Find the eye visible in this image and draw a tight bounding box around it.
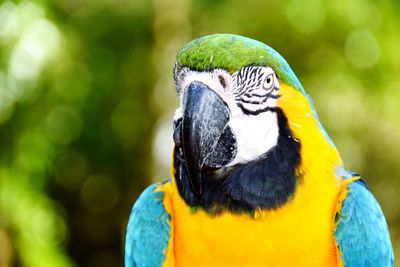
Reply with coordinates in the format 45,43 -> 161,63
263,74 -> 274,90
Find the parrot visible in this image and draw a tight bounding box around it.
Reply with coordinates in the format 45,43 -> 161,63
125,34 -> 394,267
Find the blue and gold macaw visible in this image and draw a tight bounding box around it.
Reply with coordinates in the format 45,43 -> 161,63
125,34 -> 394,267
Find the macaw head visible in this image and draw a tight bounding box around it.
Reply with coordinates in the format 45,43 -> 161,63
172,34 -> 340,213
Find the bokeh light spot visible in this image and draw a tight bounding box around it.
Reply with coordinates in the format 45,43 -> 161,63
345,30 -> 380,69
315,73 -> 366,130
0,1 -> 44,42
0,1 -> 17,41
45,106 -> 82,145
53,62 -> 91,104
9,18 -> 60,81
346,0 -> 382,30
16,132 -> 52,176
286,0 -> 325,34
29,203 -> 67,247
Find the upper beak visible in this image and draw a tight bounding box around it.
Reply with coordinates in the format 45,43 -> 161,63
179,82 -> 231,195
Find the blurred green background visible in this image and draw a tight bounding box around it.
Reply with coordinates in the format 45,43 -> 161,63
0,0 -> 399,266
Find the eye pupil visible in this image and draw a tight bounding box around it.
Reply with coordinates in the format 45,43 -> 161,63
263,74 -> 274,90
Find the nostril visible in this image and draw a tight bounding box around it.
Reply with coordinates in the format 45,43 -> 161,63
218,75 -> 227,89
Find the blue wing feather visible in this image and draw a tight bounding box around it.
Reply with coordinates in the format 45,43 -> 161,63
335,179 -> 394,267
125,183 -> 171,267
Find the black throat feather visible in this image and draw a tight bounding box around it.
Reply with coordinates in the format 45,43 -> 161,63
174,108 -> 301,215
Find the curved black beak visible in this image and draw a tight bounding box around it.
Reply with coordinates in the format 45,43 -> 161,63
180,82 -> 231,195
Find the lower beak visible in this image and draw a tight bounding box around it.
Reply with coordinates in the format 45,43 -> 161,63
181,82 -> 231,195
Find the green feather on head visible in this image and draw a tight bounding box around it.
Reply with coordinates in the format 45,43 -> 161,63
176,33 -> 334,146
176,33 -> 305,93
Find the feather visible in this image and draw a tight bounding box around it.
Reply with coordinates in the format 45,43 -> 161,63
125,184 -> 171,267
335,179 -> 394,266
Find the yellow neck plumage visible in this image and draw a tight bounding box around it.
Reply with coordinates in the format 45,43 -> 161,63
161,83 -> 345,267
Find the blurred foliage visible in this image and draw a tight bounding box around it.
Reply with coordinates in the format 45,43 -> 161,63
0,0 -> 399,266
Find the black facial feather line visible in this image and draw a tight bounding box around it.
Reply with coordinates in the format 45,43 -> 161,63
233,66 -> 280,115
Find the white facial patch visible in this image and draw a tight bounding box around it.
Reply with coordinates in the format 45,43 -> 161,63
227,107 -> 279,166
176,68 -> 233,105
174,66 -> 280,165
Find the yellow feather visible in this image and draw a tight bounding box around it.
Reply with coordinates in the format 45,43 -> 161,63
161,83 -> 349,266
